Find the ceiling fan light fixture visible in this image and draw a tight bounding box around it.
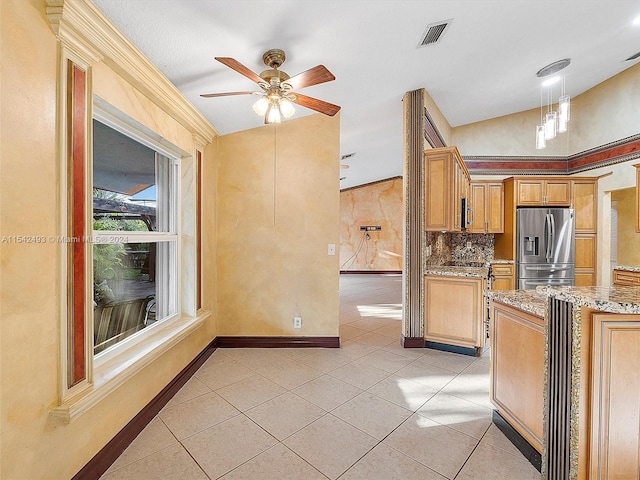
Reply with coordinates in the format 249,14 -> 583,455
265,101 -> 282,124
253,96 -> 269,116
279,97 -> 296,118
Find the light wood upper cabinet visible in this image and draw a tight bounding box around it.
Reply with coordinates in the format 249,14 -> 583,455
469,181 -> 504,233
572,179 -> 597,233
424,147 -> 470,232
515,178 -> 571,206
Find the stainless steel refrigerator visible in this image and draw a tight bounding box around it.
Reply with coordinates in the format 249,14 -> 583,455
516,207 -> 575,289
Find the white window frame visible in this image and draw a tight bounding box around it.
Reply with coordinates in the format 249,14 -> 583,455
51,95 -> 206,422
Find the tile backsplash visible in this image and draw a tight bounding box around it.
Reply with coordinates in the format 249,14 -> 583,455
425,232 -> 495,265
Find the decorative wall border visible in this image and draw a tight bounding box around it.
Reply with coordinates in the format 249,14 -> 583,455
463,134 -> 640,175
421,102 -> 640,175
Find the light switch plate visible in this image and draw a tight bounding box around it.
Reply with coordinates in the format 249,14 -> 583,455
328,244 -> 336,255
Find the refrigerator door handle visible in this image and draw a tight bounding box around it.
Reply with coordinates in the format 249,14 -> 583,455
544,214 -> 552,262
524,265 -> 572,272
549,212 -> 555,261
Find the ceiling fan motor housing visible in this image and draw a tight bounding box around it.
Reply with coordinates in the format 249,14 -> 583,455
262,49 -> 286,68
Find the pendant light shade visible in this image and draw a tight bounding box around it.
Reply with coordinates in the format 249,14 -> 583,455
536,125 -> 546,149
558,94 -> 570,131
544,111 -> 557,140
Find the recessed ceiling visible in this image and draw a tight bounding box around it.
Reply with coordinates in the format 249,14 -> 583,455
92,0 -> 640,188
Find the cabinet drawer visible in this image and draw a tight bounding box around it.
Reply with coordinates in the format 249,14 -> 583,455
491,264 -> 514,276
612,270 -> 640,286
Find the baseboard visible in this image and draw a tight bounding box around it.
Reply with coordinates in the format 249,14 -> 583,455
339,270 -> 402,275
425,340 -> 480,357
401,335 -> 425,348
72,335 -> 340,478
492,410 -> 542,472
71,338 -> 219,480
216,336 -> 340,348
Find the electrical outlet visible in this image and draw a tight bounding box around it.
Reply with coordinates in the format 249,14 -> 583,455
293,316 -> 302,328
427,245 -> 432,256
466,241 -> 472,248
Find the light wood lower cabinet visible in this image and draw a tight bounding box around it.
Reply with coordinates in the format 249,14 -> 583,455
489,263 -> 514,291
490,301 -> 544,453
575,234 -> 596,286
589,313 -> 640,479
612,269 -> 640,286
424,275 -> 486,351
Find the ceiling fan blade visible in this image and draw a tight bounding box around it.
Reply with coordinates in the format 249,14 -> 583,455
284,65 -> 335,90
215,57 -> 264,84
291,93 -> 341,116
200,91 -> 256,98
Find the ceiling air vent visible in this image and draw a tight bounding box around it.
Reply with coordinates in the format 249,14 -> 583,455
418,19 -> 453,47
625,51 -> 640,61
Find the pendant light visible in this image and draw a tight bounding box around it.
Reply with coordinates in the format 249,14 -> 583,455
534,59 -> 571,149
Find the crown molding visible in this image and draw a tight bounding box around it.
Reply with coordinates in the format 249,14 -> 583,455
45,0 -> 218,143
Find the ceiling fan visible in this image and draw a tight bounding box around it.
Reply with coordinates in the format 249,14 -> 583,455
201,48 -> 340,124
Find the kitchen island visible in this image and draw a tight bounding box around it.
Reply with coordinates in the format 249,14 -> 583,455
487,286 -> 640,479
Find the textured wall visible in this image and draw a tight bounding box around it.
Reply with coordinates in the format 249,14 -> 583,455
612,187 -> 640,267
215,114 -> 340,336
340,178 -> 403,271
0,1 -> 215,478
451,62 -> 640,157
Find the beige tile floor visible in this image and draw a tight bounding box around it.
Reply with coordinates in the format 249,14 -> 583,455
101,274 -> 541,480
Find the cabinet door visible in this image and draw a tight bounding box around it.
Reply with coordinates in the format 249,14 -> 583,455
544,180 -> 571,205
424,275 -> 484,348
589,314 -> 640,479
452,161 -> 462,231
490,264 -> 514,290
469,183 -> 487,233
486,183 -> 504,233
575,234 -> 596,286
424,153 -> 451,231
572,180 -> 597,233
516,180 -> 544,205
490,302 -> 544,452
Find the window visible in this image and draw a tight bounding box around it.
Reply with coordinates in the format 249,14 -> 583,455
92,119 -> 179,355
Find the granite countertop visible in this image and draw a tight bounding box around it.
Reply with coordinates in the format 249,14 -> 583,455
485,289 -> 546,317
424,266 -> 489,278
612,265 -> 640,273
537,285 -> 640,314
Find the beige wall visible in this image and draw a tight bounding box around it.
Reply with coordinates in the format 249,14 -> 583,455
451,62 -> 640,157
0,1 -> 216,478
612,187 -> 640,267
215,114 -> 340,336
340,178 -> 404,271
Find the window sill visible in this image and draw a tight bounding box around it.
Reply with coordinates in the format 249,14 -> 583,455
50,310 -> 210,423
